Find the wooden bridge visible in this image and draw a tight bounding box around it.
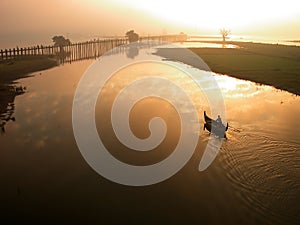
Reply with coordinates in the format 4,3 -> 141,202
0,34 -> 187,63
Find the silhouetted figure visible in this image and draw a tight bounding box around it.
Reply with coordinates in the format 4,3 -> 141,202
216,115 -> 222,123
126,30 -> 139,43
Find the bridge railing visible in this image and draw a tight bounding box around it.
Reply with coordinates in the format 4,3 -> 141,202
0,34 -> 187,62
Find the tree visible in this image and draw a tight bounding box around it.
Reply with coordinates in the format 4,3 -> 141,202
220,28 -> 230,42
52,35 -> 71,47
179,32 -> 188,42
125,30 -> 139,43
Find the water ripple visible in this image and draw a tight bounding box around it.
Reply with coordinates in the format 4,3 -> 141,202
219,129 -> 300,225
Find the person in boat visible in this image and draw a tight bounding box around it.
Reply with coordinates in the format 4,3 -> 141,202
216,115 -> 222,124
216,115 -> 224,130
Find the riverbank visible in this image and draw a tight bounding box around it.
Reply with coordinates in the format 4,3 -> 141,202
0,56 -> 57,130
0,41 -> 299,98
0,55 -> 57,83
190,41 -> 300,95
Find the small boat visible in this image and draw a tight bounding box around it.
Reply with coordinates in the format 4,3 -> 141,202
204,111 -> 228,138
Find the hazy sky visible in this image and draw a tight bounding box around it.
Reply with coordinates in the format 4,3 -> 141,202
1,0 -> 299,48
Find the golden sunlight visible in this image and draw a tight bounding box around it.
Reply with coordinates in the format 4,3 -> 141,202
112,0 -> 300,30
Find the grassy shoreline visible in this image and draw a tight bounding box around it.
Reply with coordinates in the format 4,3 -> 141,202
190,41 -> 300,95
0,55 -> 57,83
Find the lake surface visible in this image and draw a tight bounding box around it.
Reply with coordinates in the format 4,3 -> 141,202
188,36 -> 300,47
0,43 -> 299,225
177,41 -> 238,48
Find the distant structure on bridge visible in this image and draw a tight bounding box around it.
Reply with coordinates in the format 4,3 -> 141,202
125,30 -> 139,43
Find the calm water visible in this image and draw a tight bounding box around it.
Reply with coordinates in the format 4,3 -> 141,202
178,41 -> 238,48
187,36 -> 300,47
0,44 -> 299,225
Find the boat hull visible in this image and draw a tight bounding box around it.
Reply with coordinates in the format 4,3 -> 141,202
203,111 -> 228,138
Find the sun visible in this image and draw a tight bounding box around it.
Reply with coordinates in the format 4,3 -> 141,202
112,0 -> 300,31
